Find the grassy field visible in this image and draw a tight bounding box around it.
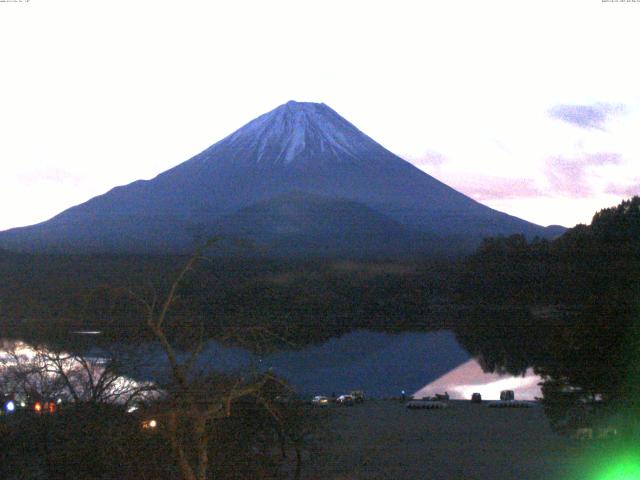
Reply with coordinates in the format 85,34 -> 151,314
303,400 -> 585,480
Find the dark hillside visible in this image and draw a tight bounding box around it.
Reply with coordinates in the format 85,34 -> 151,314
0,251 -> 459,349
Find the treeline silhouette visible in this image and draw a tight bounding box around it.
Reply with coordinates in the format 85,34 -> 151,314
453,196 -> 640,433
0,253 -> 459,350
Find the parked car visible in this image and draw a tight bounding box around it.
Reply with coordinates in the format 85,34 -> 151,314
312,395 -> 330,406
350,390 -> 365,403
336,394 -> 355,406
500,390 -> 515,401
471,393 -> 482,403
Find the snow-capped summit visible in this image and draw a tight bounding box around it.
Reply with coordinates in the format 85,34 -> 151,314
198,100 -> 384,168
0,101 -> 562,255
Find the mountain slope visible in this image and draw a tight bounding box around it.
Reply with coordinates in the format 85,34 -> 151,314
211,191 -> 436,257
0,101 -> 562,255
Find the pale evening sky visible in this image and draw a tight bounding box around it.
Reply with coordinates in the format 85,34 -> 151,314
0,0 -> 638,231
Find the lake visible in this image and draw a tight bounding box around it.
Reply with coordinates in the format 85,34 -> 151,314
1,330 -> 542,400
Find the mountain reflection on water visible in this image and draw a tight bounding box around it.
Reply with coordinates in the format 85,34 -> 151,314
0,331 -> 542,400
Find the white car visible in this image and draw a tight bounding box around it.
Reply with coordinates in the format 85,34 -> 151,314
336,394 -> 355,406
312,395 -> 330,406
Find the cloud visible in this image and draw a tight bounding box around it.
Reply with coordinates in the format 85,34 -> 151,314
605,181 -> 640,198
410,150 -> 448,168
544,152 -> 622,198
545,158 -> 591,197
448,175 -> 544,201
18,167 -> 84,185
580,152 -> 622,166
416,146 -> 627,205
548,103 -> 625,130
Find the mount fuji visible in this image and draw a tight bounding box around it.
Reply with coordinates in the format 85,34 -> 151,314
0,101 -> 562,256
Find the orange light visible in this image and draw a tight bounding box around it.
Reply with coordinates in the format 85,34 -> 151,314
46,402 -> 56,414
34,402 -> 42,412
142,419 -> 158,430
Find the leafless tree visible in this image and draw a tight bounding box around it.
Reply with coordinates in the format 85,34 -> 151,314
127,242 -> 304,480
0,342 -> 156,408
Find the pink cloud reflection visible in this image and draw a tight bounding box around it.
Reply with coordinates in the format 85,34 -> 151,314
413,359 -> 542,401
